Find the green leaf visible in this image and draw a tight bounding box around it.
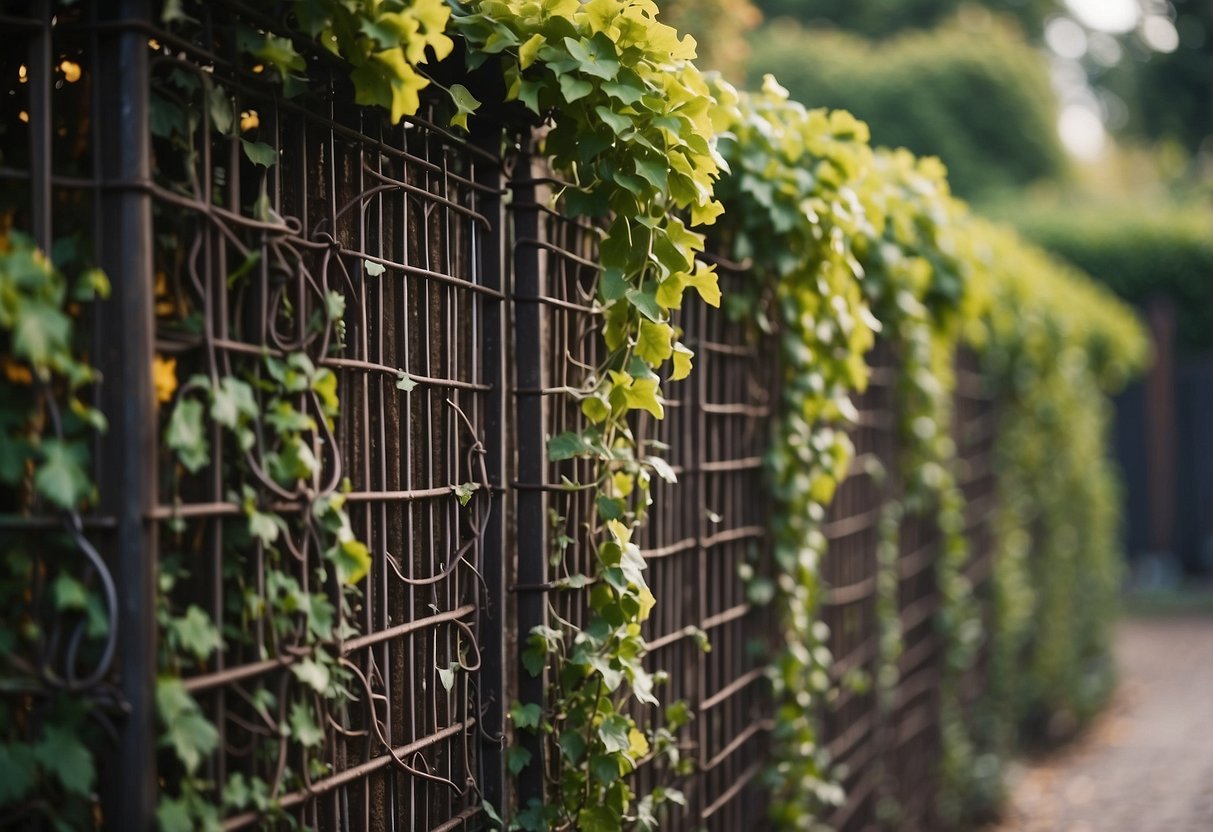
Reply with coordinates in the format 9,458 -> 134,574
578,807 -> 619,832
395,370 -> 417,392
0,743 -> 36,803
364,260 -> 386,277
252,33 -> 306,78
518,33 -> 545,69
594,105 -> 630,135
448,83 -> 480,132
506,745 -> 532,776
172,605 -> 222,662
625,286 -> 663,322
291,656 -> 331,694
156,679 -> 218,775
289,700 -> 324,747
510,701 -> 542,730
623,377 -> 664,419
13,303 -> 70,371
589,753 -> 621,784
558,730 -> 586,763
452,482 -> 480,506
35,439 -> 91,509
166,397 -> 209,473
52,571 -> 89,612
329,537 -> 372,585
547,431 -> 590,461
635,320 -> 673,364
598,713 -> 631,754
207,83 -> 234,135
438,662 -> 459,691
562,35 -> 620,80
558,74 -> 593,103
671,342 -> 693,381
241,139 -> 278,167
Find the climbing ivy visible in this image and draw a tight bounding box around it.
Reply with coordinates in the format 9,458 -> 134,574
450,2 -> 728,828
0,231 -> 112,830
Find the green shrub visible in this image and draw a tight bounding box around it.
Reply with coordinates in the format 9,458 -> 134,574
1002,201 -> 1213,351
745,21 -> 1066,199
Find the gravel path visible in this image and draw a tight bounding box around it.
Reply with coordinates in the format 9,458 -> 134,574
994,613 -> 1213,831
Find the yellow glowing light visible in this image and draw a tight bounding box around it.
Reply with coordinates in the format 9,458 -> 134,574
240,110 -> 260,132
59,60 -> 81,83
18,111 -> 29,123
148,38 -> 161,50
18,64 -> 28,83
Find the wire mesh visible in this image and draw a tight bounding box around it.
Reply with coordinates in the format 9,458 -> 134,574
141,5 -> 504,829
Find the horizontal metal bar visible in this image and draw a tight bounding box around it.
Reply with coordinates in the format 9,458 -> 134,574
221,718 -> 477,830
699,758 -> 763,821
699,666 -> 766,712
182,605 -> 475,694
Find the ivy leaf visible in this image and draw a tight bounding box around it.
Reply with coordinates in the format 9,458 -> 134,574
518,33 -> 545,69
328,538 -> 371,586
166,397 -> 209,473
625,286 -> 663,322
395,370 -> 417,392
547,431 -> 590,461
506,745 -> 532,776
33,725 -> 94,797
623,377 -> 664,419
448,83 -> 480,132
671,342 -> 694,381
562,35 -> 619,80
173,605 -> 222,662
252,33 -> 306,78
438,662 -> 459,692
13,303 -> 70,372
509,701 -> 542,731
578,807 -> 619,832
0,743 -> 36,803
289,701 -> 324,747
156,679 -> 218,775
589,753 -> 621,785
241,139 -> 278,167
206,83 -> 234,135
364,260 -> 386,277
452,482 -> 480,506
558,731 -> 586,763
291,657 -> 331,694
598,713 -> 631,754
558,74 -> 593,103
635,320 -> 673,364
52,571 -> 89,612
35,439 -> 91,509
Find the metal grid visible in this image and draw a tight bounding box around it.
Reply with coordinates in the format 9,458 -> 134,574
145,5 -> 504,830
820,347 -> 897,832
508,176 -> 779,827
637,263 -> 777,830
954,351 -> 998,729
0,2 -> 154,828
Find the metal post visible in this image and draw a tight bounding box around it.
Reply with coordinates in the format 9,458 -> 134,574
509,151 -> 548,810
472,124 -> 508,814
96,0 -> 157,829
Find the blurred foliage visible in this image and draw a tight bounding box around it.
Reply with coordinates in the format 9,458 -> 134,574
661,0 -> 762,80
746,20 -> 1067,198
752,0 -> 1055,38
1000,200 -> 1213,351
1096,0 -> 1213,155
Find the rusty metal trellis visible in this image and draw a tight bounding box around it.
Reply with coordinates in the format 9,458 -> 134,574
1,5 -> 1006,830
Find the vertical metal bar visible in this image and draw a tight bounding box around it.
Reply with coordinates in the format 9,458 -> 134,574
95,0 -> 156,829
28,0 -> 51,249
472,125 -> 507,814
510,152 -> 547,809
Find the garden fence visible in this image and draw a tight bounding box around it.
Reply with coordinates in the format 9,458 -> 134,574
1,3 -> 996,830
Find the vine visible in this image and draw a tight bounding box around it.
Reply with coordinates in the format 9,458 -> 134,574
450,2 -> 729,828
0,231 -> 113,830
